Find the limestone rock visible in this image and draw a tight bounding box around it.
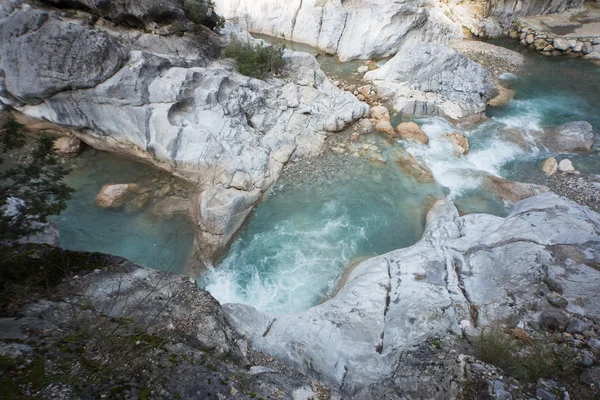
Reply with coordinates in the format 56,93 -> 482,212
356,118 -> 374,134
393,150 -> 435,183
365,43 -> 496,120
541,157 -> 558,176
542,121 -> 595,152
53,136 -> 83,157
374,120 -> 395,137
444,132 -> 470,155
125,192 -> 150,213
150,196 -> 192,219
483,175 -> 549,202
224,193 -> 600,394
553,38 -> 570,51
95,184 -> 140,208
192,187 -> 261,262
369,105 -> 390,122
547,292 -> 568,308
396,122 -> 429,145
215,0 -> 462,62
558,159 -> 575,173
0,6 -> 129,104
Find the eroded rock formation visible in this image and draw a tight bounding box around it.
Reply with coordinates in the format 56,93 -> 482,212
224,193 -> 600,396
0,0 -> 368,264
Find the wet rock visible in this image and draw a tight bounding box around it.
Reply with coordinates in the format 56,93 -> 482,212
444,132 -> 470,155
483,175 -> 549,202
582,42 -> 594,55
375,120 -> 395,137
125,192 -> 150,213
541,157 -> 558,176
393,149 -> 435,183
150,196 -> 192,219
547,292 -> 568,308
543,121 -> 595,153
488,86 -> 515,107
53,136 -> 83,157
157,182 -> 172,196
558,159 -> 575,173
95,184 -> 139,208
396,122 -> 429,145
357,66 -> 369,74
192,187 -> 261,262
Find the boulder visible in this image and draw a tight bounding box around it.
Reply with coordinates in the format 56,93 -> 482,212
364,43 -> 496,120
192,187 -> 261,262
374,120 -> 395,137
150,196 -> 192,218
95,184 -> 140,208
393,150 -> 435,183
444,132 -> 470,155
483,175 -> 549,203
566,318 -> 591,334
541,121 -> 595,152
125,192 -> 150,213
53,136 -> 83,157
553,38 -> 570,51
396,122 -> 429,145
558,159 -> 575,173
369,105 -> 390,122
541,157 -> 558,176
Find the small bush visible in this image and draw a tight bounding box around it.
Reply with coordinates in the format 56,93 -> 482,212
184,0 -> 225,32
222,36 -> 286,80
475,326 -> 517,373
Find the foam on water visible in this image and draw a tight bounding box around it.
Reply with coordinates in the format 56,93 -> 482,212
200,155 -> 445,315
402,117 -> 525,198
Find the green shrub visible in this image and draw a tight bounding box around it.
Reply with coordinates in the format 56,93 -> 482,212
183,0 -> 225,32
222,36 -> 286,80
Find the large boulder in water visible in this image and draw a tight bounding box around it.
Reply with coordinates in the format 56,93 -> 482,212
541,121 -> 595,153
95,184 -> 140,208
364,43 -> 497,120
223,193 -> 600,396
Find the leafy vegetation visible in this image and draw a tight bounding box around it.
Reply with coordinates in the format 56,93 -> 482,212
222,36 -> 286,79
475,326 -> 580,383
184,0 -> 225,32
0,118 -> 73,244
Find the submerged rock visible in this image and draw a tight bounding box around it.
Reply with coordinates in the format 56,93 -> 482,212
393,149 -> 435,183
95,184 -> 140,208
483,175 -> 549,202
223,193 -> 600,395
364,43 -> 496,120
396,122 -> 429,145
53,136 -> 83,157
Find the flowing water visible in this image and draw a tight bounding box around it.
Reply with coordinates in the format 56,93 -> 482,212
50,149 -> 195,273
50,36 -> 599,316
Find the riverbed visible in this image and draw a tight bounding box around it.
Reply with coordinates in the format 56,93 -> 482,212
51,37 -> 599,316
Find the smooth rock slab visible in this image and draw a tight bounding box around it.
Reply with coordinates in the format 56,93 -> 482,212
543,121 -> 595,152
224,193 -> 600,395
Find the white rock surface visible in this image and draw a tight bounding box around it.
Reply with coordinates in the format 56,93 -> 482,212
0,3 -> 368,262
224,193 -> 600,393
364,43 -> 496,119
215,0 -> 463,61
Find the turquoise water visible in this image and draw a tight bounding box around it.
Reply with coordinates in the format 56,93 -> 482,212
48,36 -> 599,315
50,149 -> 194,273
200,150 -> 447,315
